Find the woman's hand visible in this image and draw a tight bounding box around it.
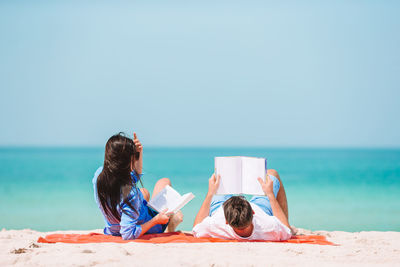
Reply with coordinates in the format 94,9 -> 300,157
133,132 -> 143,154
138,209 -> 172,237
153,209 -> 172,225
207,173 -> 220,197
133,132 -> 143,174
257,175 -> 274,198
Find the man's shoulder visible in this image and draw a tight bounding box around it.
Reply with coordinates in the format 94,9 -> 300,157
250,203 -> 269,216
250,204 -> 292,241
192,208 -> 231,237
250,203 -> 281,227
200,207 -> 226,225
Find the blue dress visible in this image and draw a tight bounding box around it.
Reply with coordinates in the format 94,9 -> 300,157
92,166 -> 165,240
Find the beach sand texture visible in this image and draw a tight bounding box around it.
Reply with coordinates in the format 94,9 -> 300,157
1,228 -> 399,266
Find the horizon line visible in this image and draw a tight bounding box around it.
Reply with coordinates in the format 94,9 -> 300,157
1,145 -> 400,150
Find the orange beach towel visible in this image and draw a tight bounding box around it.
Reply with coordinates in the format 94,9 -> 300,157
37,232 -> 336,245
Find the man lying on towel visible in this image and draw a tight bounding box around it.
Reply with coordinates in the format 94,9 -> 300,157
192,169 -> 292,241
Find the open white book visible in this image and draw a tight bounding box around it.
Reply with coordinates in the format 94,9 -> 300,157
147,185 -> 195,214
215,156 -> 267,195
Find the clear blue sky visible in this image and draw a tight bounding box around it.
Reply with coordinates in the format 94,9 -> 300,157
0,0 -> 399,147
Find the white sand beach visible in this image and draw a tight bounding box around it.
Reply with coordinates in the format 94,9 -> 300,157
1,228 -> 399,266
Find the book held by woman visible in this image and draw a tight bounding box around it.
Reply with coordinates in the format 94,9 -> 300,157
148,185 -> 195,213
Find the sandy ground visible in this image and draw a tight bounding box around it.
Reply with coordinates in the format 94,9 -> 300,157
1,228 -> 399,267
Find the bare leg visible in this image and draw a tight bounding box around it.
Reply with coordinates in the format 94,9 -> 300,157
140,188 -> 150,202
267,169 -> 289,220
151,178 -> 171,198
150,178 -> 183,232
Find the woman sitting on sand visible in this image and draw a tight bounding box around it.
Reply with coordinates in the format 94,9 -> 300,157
92,132 -> 183,240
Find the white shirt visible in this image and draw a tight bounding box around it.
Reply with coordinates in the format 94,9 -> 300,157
192,203 -> 292,241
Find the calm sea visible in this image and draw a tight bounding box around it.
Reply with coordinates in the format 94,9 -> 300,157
0,147 -> 399,232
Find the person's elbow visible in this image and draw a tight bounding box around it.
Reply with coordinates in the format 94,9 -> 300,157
192,228 -> 206,238
193,214 -> 209,228
120,225 -> 142,240
193,219 -> 201,228
280,232 -> 292,241
192,224 -> 204,238
278,227 -> 292,241
121,231 -> 134,240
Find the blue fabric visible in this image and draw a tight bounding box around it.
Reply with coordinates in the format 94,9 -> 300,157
130,171 -> 142,183
210,194 -> 233,216
249,175 -> 280,216
209,175 -> 280,216
92,166 -> 165,240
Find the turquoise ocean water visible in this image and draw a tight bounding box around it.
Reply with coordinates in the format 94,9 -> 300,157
1,147 -> 399,232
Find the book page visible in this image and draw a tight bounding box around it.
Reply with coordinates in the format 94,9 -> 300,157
170,192 -> 195,213
147,185 -> 181,213
215,157 -> 242,194
241,157 -> 266,195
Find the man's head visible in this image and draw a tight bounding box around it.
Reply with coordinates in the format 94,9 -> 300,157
223,196 -> 254,237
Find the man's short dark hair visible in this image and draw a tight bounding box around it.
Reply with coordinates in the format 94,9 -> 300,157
223,196 -> 253,228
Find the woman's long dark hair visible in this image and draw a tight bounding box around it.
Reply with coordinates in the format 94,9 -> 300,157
96,133 -> 140,221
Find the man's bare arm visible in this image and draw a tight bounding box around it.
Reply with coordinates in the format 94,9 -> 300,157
266,193 -> 290,228
193,174 -> 220,227
193,193 -> 213,227
257,176 -> 290,229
